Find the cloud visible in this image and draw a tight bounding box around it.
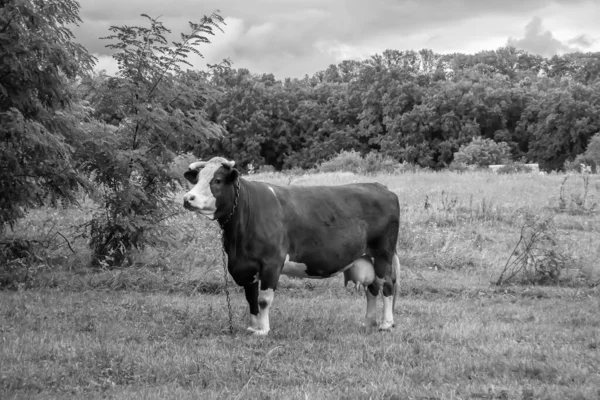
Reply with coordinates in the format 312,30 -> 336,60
507,16 -> 578,57
72,0 -> 600,78
568,34 -> 595,48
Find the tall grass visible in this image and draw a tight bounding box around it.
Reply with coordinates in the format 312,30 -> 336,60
3,169 -> 599,291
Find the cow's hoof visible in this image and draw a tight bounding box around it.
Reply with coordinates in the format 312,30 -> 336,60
378,321 -> 395,331
247,326 -> 258,333
252,329 -> 270,336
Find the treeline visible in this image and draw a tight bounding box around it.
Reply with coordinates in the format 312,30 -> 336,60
184,48 -> 600,172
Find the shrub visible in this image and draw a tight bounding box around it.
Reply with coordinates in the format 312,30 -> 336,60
394,161 -> 426,173
496,162 -> 533,174
257,165 -> 276,174
564,132 -> 600,173
319,150 -> 364,174
318,151 -> 401,175
362,152 -> 399,174
583,132 -> 600,169
453,137 -> 511,167
496,213 -> 590,286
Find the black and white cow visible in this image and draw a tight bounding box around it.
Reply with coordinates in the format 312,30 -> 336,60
183,157 -> 401,335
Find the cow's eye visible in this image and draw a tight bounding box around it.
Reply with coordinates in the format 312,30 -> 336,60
213,178 -> 222,184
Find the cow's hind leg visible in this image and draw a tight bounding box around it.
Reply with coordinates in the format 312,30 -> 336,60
372,252 -> 395,331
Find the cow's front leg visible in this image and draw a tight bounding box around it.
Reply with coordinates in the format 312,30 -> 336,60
243,282 -> 259,333
254,287 -> 274,335
251,263 -> 280,336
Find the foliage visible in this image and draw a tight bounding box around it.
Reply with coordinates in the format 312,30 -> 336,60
0,0 -> 95,230
77,13 -> 226,267
319,150 -> 365,174
183,48 -> 600,173
452,137 -> 511,167
318,150 -> 401,175
496,162 -> 533,174
566,132 -> 600,173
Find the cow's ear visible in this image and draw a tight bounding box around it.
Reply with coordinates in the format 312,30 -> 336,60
226,168 -> 239,183
184,169 -> 199,184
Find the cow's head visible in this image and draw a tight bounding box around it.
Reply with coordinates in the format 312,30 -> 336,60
182,157 -> 239,220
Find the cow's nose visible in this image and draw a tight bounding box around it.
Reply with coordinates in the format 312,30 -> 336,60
188,195 -> 195,201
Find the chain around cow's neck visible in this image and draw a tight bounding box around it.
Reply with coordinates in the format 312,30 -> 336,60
218,177 -> 240,334
218,178 -> 241,229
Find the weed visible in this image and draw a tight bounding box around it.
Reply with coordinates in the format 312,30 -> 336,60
495,213 -> 582,286
558,174 -> 597,214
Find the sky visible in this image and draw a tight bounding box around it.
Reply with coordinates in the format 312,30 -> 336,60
71,0 -> 600,79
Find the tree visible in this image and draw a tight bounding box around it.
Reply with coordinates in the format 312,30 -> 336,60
0,0 -> 95,229
453,137 -> 511,167
79,13 -> 227,267
524,80 -> 600,171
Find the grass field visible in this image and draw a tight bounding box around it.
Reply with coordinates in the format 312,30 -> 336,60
2,170 -> 600,399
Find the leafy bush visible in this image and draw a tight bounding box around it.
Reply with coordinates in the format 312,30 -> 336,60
453,137 -> 511,167
257,165 -> 276,174
564,133 -> 600,173
584,132 -> 600,165
496,162 -> 533,174
395,161 -> 427,173
362,152 -> 400,174
319,151 -> 401,174
319,150 -> 364,173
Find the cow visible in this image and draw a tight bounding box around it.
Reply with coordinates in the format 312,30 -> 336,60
183,156 -> 400,335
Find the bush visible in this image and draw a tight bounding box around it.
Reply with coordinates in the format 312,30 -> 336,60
319,150 -> 364,174
496,162 -> 534,174
564,132 -> 600,173
583,132 -> 600,168
318,151 -> 401,175
496,213 -> 590,286
453,137 -> 511,167
362,152 -> 399,174
257,164 -> 276,174
564,156 -> 596,173
395,161 -> 427,174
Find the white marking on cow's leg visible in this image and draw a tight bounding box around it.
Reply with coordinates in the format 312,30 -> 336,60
247,313 -> 259,332
254,289 -> 274,335
379,294 -> 395,331
268,186 -> 276,198
364,289 -> 378,327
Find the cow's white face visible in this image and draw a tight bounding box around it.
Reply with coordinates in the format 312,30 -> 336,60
182,157 -> 236,220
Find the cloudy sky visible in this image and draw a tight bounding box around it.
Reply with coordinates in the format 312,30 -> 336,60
72,0 -> 600,79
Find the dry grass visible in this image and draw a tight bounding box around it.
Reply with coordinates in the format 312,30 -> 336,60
2,169 -> 600,399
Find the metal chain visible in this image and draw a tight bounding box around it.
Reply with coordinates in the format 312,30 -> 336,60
218,178 -> 240,335
220,233 -> 234,334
